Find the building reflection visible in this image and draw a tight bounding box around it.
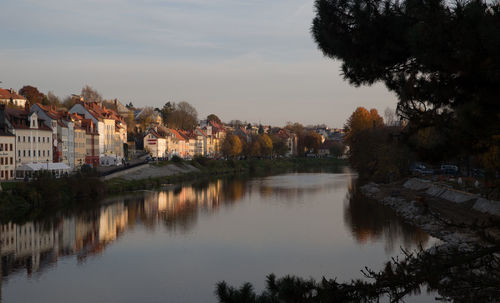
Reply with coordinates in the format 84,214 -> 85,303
0,178 -> 244,283
343,179 -> 430,253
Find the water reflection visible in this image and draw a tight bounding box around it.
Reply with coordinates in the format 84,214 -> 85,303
344,180 -> 430,253
0,178 -> 248,282
0,172 -> 435,302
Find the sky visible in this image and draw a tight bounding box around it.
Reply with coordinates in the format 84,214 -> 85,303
1,0 -> 398,127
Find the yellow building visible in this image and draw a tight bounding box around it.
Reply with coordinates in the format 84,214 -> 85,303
0,106 -> 15,179
74,125 -> 86,168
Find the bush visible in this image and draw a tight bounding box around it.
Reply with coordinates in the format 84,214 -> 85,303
193,155 -> 211,167
171,155 -> 182,163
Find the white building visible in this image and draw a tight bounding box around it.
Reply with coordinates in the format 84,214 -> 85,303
144,128 -> 168,158
5,108 -> 53,169
0,88 -> 27,108
70,99 -> 126,161
30,104 -> 76,168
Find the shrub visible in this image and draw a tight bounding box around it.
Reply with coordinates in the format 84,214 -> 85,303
171,155 -> 182,163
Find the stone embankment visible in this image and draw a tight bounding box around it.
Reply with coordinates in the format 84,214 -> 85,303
361,178 -> 500,247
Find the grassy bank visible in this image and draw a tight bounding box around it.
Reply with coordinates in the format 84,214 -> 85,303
0,157 -> 346,222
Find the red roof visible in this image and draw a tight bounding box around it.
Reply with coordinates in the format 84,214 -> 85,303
0,88 -> 26,101
168,129 -> 187,141
209,120 -> 226,133
77,101 -> 124,123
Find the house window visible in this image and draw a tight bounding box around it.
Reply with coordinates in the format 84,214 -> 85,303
43,150 -> 45,157
38,137 -> 40,142
10,157 -> 13,165
18,136 -> 20,142
38,150 -> 40,157
28,150 -> 31,157
1,171 -> 3,178
23,150 -> 25,157
43,137 -> 45,143
18,150 -> 20,157
23,136 -> 25,142
10,170 -> 13,178
10,144 -> 13,151
28,136 -> 30,142
1,158 -> 3,165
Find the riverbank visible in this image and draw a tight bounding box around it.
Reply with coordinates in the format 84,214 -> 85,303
360,178 -> 500,247
0,157 -> 347,222
105,157 -> 347,194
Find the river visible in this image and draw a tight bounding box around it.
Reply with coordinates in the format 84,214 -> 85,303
0,169 -> 438,302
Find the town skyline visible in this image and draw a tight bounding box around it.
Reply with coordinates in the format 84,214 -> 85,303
1,0 -> 397,128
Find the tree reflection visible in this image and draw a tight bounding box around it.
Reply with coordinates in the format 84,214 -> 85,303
344,179 -> 430,253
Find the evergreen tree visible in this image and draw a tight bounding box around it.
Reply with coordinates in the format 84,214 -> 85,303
312,0 -> 500,161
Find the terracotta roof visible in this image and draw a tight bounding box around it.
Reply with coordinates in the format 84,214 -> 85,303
0,88 -> 26,101
168,129 -> 187,141
77,101 -> 125,123
179,130 -> 198,140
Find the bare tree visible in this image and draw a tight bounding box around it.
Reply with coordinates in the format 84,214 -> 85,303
81,85 -> 102,103
384,107 -> 397,126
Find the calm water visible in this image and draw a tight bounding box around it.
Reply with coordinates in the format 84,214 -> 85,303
1,169 -> 438,302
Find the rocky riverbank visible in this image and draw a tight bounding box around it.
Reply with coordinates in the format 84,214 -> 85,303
361,178 -> 500,247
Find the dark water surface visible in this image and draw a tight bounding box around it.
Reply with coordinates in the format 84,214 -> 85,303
1,169 -> 438,302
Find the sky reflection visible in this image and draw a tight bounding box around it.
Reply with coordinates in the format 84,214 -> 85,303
0,172 -> 436,302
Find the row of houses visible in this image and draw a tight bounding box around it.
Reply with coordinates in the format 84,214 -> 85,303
143,121 -> 226,159
143,121 -> 300,159
0,97 -> 127,180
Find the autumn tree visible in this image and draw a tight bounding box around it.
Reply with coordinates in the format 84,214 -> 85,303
19,85 -> 44,105
249,140 -> 262,157
125,111 -> 136,131
345,108 -> 412,182
258,134 -> 273,156
207,114 -> 222,124
81,85 -> 102,103
285,122 -> 305,135
302,131 -> 322,154
329,141 -> 346,158
344,107 -> 383,147
285,122 -> 308,155
221,134 -> 243,158
271,135 -> 289,157
162,101 -> 198,130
